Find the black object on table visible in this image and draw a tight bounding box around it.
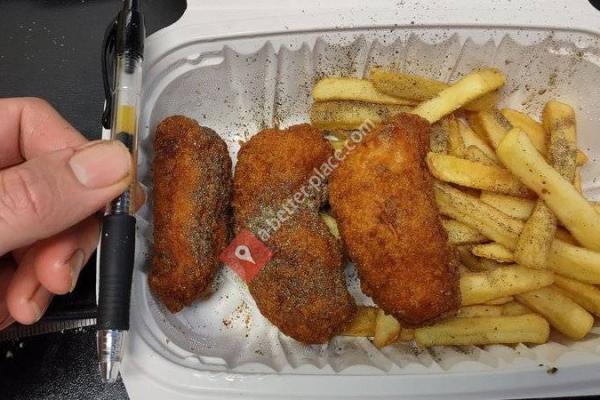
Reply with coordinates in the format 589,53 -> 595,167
0,1 -> 185,399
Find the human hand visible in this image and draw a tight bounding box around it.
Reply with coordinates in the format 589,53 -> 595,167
0,97 -> 133,329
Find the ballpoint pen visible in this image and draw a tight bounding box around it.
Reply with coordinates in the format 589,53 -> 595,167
97,0 -> 145,383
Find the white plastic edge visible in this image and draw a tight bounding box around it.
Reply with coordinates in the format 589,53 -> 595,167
123,328 -> 600,400
145,0 -> 600,68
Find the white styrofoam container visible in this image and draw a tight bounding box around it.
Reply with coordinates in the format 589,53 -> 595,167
121,1 -> 600,398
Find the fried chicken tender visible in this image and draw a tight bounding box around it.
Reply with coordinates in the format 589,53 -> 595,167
150,116 -> 232,313
233,124 -> 356,343
329,114 -> 460,327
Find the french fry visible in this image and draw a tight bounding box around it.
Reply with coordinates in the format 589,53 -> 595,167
312,77 -> 416,105
555,227 -> 578,245
427,153 -> 530,197
471,243 -> 514,263
543,100 -> 578,181
539,100 -> 586,166
464,146 -> 498,166
497,128 -> 600,251
434,182 -> 523,248
501,109 -> 547,156
516,286 -> 593,340
457,264 -> 472,275
456,245 -> 484,271
368,68 -> 448,101
465,91 -> 500,112
341,306 -> 378,337
479,192 -> 535,221
414,314 -> 550,346
437,182 -> 600,283
485,296 -> 515,305
458,121 -> 499,162
513,100 -> 578,269
329,139 -> 349,152
460,266 -> 554,306
457,305 -> 503,318
446,115 -> 465,157
513,202 -> 557,269
467,110 -> 512,149
460,250 -> 513,274
479,258 -> 506,271
369,68 -> 498,111
325,132 -> 350,152
373,309 -> 401,348
460,187 -> 482,198
465,112 -> 489,142
501,301 -> 532,316
430,117 -> 449,154
576,151 -> 588,167
328,130 -> 350,140
320,212 -> 340,239
442,219 -> 488,245
411,68 -> 506,124
472,202 -> 574,243
553,275 -> 600,317
398,328 -> 415,342
548,239 -> 600,284
310,101 -> 411,130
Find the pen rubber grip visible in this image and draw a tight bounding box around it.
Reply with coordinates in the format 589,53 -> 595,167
97,214 -> 136,330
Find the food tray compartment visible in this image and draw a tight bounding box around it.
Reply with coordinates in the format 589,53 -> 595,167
120,1 -> 600,398
134,27 -> 600,372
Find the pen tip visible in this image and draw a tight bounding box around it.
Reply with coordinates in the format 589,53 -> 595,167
100,360 -> 121,383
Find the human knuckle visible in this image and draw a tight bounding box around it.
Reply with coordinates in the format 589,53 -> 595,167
23,97 -> 51,110
0,167 -> 53,224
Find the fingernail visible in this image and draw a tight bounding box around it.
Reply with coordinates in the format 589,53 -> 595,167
28,286 -> 53,324
68,249 -> 86,293
31,301 -> 42,323
69,141 -> 131,188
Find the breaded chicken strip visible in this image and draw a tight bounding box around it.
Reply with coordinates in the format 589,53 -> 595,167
329,114 -> 460,327
233,124 -> 356,343
150,116 -> 232,313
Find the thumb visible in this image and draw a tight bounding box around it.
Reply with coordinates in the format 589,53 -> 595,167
0,140 -> 131,255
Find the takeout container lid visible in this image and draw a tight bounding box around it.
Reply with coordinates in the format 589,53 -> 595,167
117,1 -> 600,398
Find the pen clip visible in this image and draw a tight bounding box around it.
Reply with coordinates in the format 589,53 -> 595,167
101,18 -> 118,130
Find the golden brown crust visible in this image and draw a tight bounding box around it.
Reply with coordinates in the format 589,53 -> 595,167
233,124 -> 356,343
329,113 -> 461,327
150,115 -> 232,313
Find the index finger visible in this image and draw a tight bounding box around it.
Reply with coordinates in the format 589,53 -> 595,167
0,97 -> 88,168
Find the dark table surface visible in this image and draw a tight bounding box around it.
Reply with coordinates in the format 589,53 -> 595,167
0,1 -> 186,399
